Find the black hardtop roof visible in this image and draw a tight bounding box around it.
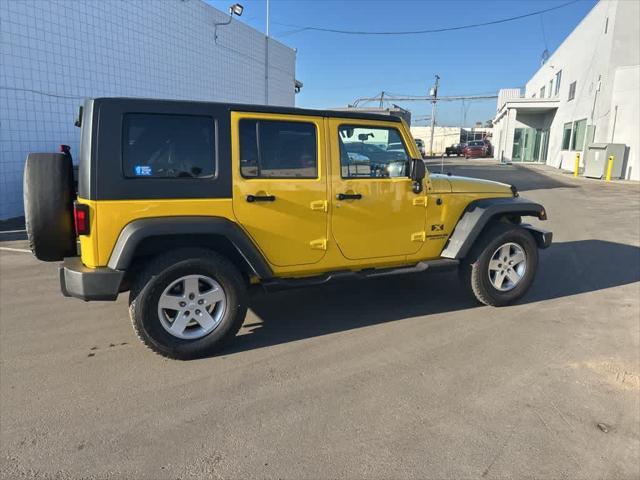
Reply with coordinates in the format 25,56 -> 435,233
91,97 -> 402,123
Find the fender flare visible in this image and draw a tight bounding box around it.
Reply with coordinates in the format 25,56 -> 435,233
440,197 -> 548,259
107,217 -> 273,279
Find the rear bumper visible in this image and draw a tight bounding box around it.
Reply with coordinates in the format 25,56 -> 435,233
59,257 -> 124,301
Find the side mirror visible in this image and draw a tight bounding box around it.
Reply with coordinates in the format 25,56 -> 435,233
410,158 -> 426,193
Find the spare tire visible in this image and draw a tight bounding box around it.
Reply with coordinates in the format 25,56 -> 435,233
23,153 -> 77,261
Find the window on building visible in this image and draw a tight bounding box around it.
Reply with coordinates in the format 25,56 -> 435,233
568,81 -> 577,101
548,80 -> 553,98
554,70 -> 562,96
561,122 -> 572,150
339,125 -> 410,178
571,119 -> 587,151
540,86 -> 546,98
123,114 -> 215,178
239,119 -> 317,178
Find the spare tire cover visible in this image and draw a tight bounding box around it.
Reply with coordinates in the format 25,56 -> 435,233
23,153 -> 77,261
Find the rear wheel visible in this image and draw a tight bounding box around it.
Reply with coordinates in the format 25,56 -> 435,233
460,224 -> 538,306
129,249 -> 247,359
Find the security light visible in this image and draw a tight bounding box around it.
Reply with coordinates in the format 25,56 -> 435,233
215,3 -> 244,40
229,3 -> 243,16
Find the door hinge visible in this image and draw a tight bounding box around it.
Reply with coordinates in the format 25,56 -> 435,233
310,200 -> 328,212
411,231 -> 426,242
412,197 -> 427,207
309,238 -> 328,250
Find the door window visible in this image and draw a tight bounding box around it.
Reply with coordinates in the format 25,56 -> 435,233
239,119 -> 317,178
338,125 -> 410,178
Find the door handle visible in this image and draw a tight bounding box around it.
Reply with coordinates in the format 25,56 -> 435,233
336,193 -> 362,201
246,194 -> 276,203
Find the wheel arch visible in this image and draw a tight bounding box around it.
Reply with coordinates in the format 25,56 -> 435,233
440,197 -> 550,259
108,217 -> 273,280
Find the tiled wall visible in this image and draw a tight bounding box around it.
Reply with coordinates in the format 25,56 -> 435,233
0,0 -> 296,219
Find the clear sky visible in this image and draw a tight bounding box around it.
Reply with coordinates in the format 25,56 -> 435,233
207,0 -> 597,127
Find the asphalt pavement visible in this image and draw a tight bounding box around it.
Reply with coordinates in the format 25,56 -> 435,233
1,160 -> 639,479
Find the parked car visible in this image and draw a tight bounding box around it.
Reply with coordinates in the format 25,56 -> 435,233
464,140 -> 491,158
445,143 -> 465,156
414,138 -> 426,158
23,97 -> 551,359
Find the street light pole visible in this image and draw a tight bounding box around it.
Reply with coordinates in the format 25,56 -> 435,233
428,74 -> 440,158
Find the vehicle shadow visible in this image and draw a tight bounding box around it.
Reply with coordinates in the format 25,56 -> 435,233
224,240 -> 639,355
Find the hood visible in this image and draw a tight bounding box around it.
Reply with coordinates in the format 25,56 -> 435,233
430,174 -> 513,194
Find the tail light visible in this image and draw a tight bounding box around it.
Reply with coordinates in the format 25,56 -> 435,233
73,202 -> 90,236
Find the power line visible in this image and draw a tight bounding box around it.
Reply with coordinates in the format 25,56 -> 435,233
274,0 -> 581,36
351,92 -> 498,107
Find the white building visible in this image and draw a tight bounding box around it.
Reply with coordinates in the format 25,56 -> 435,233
492,0 -> 639,180
0,0 -> 297,219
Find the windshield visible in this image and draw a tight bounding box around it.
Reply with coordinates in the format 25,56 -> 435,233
468,141 -> 484,147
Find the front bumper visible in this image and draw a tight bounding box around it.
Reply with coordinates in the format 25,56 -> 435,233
522,225 -> 553,249
59,257 -> 124,301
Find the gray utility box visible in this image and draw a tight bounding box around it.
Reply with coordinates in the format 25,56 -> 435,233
583,143 -> 626,179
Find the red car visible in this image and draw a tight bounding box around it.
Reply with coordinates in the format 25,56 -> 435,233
464,140 -> 492,158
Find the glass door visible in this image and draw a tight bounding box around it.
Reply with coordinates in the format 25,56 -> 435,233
521,128 -> 535,161
538,129 -> 549,163
512,129 -> 523,161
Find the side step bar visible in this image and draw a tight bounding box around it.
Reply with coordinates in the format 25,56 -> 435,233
262,258 -> 459,292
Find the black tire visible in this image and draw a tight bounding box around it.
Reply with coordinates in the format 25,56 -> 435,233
128,248 -> 248,359
460,223 -> 538,306
23,153 -> 76,261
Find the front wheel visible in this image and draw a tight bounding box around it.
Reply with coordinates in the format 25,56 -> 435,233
129,249 -> 247,359
460,224 -> 538,306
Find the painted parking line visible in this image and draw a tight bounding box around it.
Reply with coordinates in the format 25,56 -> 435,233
0,229 -> 26,234
0,246 -> 31,253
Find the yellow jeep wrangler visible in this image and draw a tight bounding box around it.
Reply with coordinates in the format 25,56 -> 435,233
23,98 -> 551,359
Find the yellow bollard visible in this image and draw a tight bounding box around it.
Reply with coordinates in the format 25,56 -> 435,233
573,152 -> 580,177
605,155 -> 615,181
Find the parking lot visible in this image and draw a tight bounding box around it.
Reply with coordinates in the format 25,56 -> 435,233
1,160 -> 639,479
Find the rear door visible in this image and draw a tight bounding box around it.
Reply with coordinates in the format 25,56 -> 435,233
231,112 -> 328,267
329,119 -> 427,260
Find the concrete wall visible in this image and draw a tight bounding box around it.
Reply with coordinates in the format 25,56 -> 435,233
609,65 -> 640,180
0,0 -> 297,219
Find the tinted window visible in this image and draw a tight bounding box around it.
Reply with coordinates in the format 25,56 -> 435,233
339,126 -> 409,178
240,120 -> 317,178
562,122 -> 572,150
123,114 -> 215,178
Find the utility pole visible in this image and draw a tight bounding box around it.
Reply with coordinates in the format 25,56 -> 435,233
428,75 -> 439,157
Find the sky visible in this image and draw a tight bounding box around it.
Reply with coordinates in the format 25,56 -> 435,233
207,0 -> 598,127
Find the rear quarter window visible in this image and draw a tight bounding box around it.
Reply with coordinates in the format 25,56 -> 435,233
122,114 -> 216,178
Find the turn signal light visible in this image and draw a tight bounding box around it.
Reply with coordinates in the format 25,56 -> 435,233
73,202 -> 90,236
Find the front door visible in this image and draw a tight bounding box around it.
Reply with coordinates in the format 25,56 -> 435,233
329,119 -> 426,260
232,113 -> 328,267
